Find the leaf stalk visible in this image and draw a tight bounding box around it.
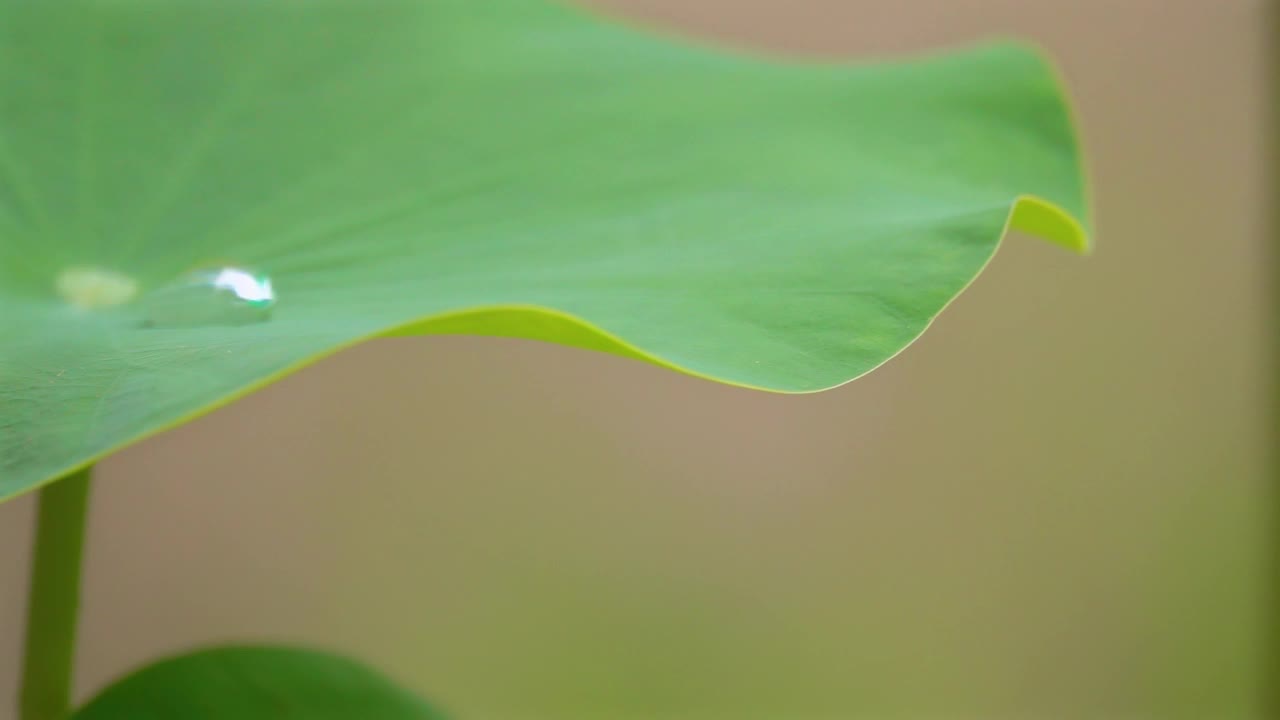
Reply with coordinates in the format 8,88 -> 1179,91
19,467 -> 92,720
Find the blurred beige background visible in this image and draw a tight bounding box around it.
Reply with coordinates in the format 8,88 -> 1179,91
1,1 -> 1269,718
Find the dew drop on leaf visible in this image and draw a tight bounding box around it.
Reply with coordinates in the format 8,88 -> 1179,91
140,267 -> 276,328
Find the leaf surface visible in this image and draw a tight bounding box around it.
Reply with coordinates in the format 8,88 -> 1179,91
72,646 -> 445,719
0,0 -> 1089,499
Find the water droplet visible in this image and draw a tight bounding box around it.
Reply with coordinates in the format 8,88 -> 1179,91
140,267 -> 276,328
56,266 -> 139,309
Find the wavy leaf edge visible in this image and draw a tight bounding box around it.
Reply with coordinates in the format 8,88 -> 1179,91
5,191 -> 1087,504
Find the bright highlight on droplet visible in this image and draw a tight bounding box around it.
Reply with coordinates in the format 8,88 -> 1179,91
140,266 -> 276,328
209,268 -> 274,305
55,266 -> 139,309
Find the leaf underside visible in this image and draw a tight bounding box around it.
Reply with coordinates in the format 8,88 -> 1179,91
71,646 -> 446,719
0,0 -> 1089,500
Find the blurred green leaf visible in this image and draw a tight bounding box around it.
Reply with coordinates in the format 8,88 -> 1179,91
0,0 -> 1088,499
72,646 -> 445,719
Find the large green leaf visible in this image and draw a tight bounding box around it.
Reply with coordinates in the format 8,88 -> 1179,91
0,0 -> 1089,500
72,646 -> 446,718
